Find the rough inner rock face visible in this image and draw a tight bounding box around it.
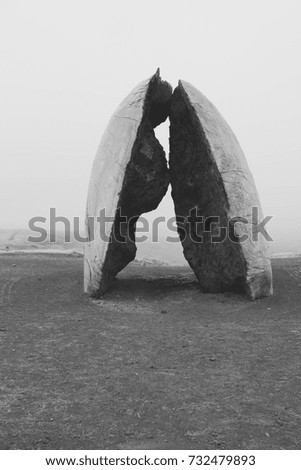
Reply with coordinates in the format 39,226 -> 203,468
169,83 -> 246,293
99,74 -> 172,294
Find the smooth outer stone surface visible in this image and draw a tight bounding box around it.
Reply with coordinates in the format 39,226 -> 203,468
84,72 -> 171,296
169,81 -> 273,300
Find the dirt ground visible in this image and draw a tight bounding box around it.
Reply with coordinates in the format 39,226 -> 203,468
0,253 -> 300,450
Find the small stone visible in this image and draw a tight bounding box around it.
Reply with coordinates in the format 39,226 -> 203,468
186,430 -> 201,437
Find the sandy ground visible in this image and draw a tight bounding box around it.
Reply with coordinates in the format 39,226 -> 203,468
0,253 -> 300,450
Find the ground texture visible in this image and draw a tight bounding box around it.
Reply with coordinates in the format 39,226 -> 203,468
0,254 -> 300,449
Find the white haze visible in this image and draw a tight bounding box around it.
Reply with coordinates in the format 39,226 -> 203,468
0,0 -> 301,258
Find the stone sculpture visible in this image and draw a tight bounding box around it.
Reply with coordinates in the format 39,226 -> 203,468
84,70 -> 273,300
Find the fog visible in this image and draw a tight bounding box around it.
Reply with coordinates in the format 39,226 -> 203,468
1,0 -> 301,256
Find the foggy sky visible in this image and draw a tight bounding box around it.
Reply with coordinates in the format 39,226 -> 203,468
1,0 -> 301,254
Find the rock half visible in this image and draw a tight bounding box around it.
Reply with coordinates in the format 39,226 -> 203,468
84,71 -> 172,296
